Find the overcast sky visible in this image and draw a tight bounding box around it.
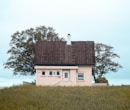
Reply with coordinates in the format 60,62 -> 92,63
0,0 -> 130,87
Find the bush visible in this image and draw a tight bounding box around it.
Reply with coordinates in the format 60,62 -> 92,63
95,77 -> 108,84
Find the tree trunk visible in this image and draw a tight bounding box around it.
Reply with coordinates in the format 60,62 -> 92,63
92,69 -> 96,82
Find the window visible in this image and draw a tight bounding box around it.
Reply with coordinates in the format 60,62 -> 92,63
65,73 -> 68,78
42,71 -> 45,75
56,71 -> 60,75
78,73 -> 84,80
49,71 -> 53,75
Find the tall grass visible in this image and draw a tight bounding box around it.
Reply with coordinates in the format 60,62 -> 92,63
0,85 -> 130,110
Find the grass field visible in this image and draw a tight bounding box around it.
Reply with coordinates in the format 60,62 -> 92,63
0,85 -> 130,110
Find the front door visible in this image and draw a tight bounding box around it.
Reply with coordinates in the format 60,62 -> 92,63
63,71 -> 69,81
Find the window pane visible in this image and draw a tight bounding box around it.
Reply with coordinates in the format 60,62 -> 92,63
42,71 -> 45,75
57,71 -> 60,75
49,71 -> 53,75
65,73 -> 68,78
78,73 -> 84,80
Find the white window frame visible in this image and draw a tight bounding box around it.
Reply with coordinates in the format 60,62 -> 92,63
77,73 -> 84,80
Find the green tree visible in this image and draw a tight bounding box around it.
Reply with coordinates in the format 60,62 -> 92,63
92,43 -> 122,83
4,26 -> 64,75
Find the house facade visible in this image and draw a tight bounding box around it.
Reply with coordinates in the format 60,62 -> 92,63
34,40 -> 95,86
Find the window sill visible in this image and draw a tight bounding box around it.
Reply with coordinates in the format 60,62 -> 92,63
48,75 -> 53,77
77,80 -> 85,82
55,76 -> 61,78
40,75 -> 46,77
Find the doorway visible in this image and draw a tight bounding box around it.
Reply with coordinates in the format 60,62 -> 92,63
63,71 -> 69,81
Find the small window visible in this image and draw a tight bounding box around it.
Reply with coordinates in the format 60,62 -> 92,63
78,73 -> 84,80
65,73 -> 68,78
49,71 -> 53,75
56,71 -> 60,75
42,71 -> 45,75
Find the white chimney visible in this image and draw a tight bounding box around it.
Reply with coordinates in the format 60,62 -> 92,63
67,33 -> 71,45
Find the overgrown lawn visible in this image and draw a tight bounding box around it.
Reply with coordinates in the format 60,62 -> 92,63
0,85 -> 130,110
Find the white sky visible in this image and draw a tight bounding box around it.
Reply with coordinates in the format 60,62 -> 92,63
0,0 -> 130,86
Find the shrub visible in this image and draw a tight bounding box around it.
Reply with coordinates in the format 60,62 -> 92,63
95,77 -> 108,84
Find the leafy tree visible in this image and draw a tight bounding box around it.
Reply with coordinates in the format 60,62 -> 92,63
92,43 -> 122,82
4,26 -> 64,75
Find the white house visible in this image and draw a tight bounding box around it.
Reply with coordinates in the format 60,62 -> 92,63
34,38 -> 95,86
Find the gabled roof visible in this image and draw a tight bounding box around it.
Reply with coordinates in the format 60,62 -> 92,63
34,41 -> 95,66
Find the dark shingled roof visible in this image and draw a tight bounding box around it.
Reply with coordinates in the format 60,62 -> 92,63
34,41 -> 95,66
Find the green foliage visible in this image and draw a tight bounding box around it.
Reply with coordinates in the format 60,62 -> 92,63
93,43 -> 122,82
0,85 -> 130,110
95,77 -> 108,83
4,26 -> 64,75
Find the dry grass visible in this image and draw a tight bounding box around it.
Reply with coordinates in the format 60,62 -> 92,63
0,85 -> 130,110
